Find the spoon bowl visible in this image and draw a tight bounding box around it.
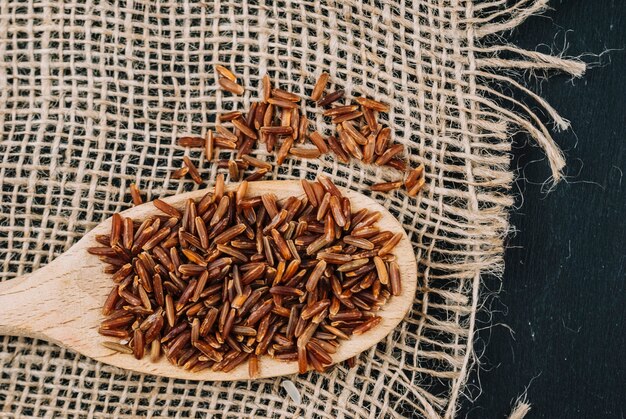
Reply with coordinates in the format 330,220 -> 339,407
0,180 -> 417,380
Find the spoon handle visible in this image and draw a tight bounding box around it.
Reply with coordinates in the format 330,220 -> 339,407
0,256 -> 87,345
0,271 -> 54,339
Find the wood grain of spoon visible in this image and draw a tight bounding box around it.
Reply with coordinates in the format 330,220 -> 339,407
0,180 -> 417,381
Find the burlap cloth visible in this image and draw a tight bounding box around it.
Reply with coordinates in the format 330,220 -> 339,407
0,0 -> 584,417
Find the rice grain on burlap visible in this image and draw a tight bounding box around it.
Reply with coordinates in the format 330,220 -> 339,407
0,0 -> 583,417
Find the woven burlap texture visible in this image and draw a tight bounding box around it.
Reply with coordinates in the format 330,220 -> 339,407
0,0 -> 584,417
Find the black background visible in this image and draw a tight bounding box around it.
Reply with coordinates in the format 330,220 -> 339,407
464,1 -> 625,418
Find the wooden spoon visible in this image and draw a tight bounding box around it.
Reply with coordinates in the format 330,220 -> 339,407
0,181 -> 417,380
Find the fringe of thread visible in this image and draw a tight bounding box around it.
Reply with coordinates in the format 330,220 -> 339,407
446,0 -> 585,417
468,0 -> 585,184
508,397 -> 532,419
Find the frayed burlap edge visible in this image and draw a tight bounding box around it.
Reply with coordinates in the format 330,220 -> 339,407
454,1 -> 585,417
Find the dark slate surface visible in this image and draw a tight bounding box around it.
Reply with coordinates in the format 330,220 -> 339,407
464,1 -> 625,418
